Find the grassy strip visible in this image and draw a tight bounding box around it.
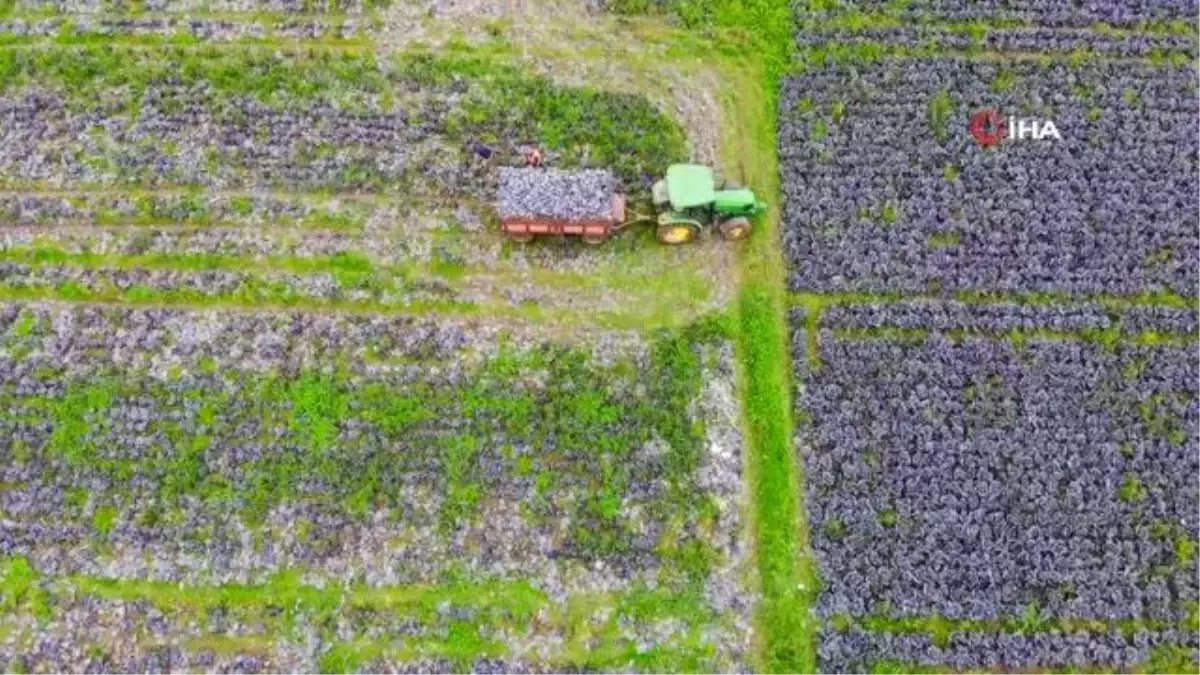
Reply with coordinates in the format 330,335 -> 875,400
0,240 -> 719,330
737,283 -> 811,672
673,3 -> 817,669
0,280 -> 714,333
790,291 -> 1196,365
0,243 -> 406,277
73,569 -> 547,622
0,556 -> 722,671
0,236 -> 717,293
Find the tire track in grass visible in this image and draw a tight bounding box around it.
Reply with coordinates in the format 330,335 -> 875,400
607,0 -> 817,668
700,2 -> 818,669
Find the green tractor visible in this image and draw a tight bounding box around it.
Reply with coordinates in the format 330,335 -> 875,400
651,164 -> 766,245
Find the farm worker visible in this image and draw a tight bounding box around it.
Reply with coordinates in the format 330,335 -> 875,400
468,139 -> 494,160
523,146 -> 543,167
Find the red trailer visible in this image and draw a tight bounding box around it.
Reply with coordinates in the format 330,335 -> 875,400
497,168 -> 626,245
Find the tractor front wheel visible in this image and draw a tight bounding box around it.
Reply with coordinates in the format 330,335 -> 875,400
657,222 -> 699,245
718,216 -> 751,241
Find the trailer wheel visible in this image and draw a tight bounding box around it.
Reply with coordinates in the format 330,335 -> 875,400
657,222 -> 698,245
718,216 -> 751,241
583,233 -> 608,246
508,232 -> 535,243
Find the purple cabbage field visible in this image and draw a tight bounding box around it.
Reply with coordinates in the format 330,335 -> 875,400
793,25 -> 1198,58
780,58 -> 1198,297
798,0 -> 1199,28
782,9 -> 1199,670
792,302 -> 1198,672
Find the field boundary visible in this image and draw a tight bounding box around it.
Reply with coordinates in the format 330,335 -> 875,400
701,4 -> 818,671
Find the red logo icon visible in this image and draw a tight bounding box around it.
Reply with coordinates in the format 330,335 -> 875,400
968,109 -> 1006,146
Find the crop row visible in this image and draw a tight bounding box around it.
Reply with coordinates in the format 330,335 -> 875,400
796,0 -> 1198,30
0,300 -> 595,374
0,189 -> 402,229
1,0 -> 386,15
794,25 -> 1199,58
0,16 -> 370,41
0,49 -> 686,190
0,227 -> 467,269
819,299 -> 1199,339
789,300 -> 1197,670
817,623 -> 1197,673
1,87 -> 496,194
0,260 -> 477,310
780,57 -> 1198,298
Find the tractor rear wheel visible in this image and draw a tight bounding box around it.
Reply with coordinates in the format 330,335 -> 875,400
718,216 -> 751,241
657,222 -> 699,245
508,232 -> 535,243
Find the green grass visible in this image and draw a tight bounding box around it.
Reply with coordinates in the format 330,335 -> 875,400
0,234 -> 727,331
738,284 -> 811,672
0,556 -> 50,620
91,505 -> 119,535
928,88 -> 955,142
677,4 -> 816,667
827,323 -> 1196,348
789,288 -> 1196,313
0,278 -> 722,333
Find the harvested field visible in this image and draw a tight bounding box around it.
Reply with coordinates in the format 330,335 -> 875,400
0,302 -> 757,672
0,2 -> 781,672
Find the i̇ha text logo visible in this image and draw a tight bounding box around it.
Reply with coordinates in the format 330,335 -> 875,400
968,109 -> 1061,146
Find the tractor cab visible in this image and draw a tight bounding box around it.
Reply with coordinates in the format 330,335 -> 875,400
651,164 -> 764,244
